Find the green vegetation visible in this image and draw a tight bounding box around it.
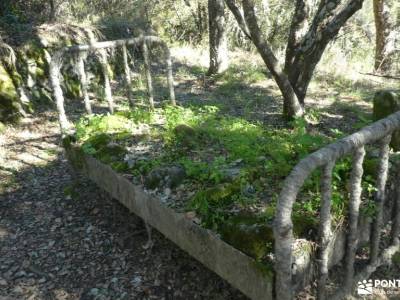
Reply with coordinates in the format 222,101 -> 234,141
72,104 -> 383,265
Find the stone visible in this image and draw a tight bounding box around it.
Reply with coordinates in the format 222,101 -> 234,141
144,165 -> 185,189
173,124 -> 197,148
373,90 -> 400,151
89,288 -> 100,296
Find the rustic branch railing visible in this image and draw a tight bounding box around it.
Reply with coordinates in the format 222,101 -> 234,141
274,111 -> 400,299
49,35 -> 176,134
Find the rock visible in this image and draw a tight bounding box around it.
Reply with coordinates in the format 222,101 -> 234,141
13,270 -> 27,279
38,277 -> 46,283
221,167 -> 241,181
89,288 -> 100,296
373,90 -> 400,150
173,124 -> 197,148
0,279 -> 7,286
0,64 -> 21,123
144,165 -> 185,189
220,159 -> 245,182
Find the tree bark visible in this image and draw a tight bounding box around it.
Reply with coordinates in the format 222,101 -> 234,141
142,40 -> 154,110
77,53 -> 92,114
122,44 -> 134,106
207,0 -> 229,75
373,0 -> 393,72
98,49 -> 114,114
49,0 -> 56,22
241,0 -> 304,118
226,0 -> 365,118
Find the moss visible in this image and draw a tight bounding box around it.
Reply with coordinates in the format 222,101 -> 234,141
173,124 -> 198,149
62,74 -> 81,99
110,161 -> 130,172
220,212 -> 274,261
392,251 -> 400,266
67,144 -> 86,170
363,157 -> 379,177
83,133 -> 128,165
0,64 -> 21,122
292,213 -> 318,238
373,90 -> 400,150
251,260 -> 274,279
86,133 -> 112,149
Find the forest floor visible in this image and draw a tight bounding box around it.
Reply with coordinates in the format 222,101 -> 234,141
0,108 -> 249,300
0,47 -> 399,300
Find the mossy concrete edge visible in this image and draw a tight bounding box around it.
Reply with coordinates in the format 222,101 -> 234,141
66,145 -> 274,300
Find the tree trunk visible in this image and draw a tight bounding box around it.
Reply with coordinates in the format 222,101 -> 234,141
49,0 -> 56,22
226,0 -> 365,119
373,0 -> 392,72
207,0 -> 229,75
241,0 -> 304,118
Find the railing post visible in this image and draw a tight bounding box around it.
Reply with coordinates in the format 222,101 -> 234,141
344,146 -> 366,294
49,50 -> 70,134
392,164 -> 400,246
317,161 -> 335,300
99,49 -> 114,113
370,134 -> 391,264
122,43 -> 134,107
142,38 -> 155,110
164,46 -> 176,106
77,52 -> 92,114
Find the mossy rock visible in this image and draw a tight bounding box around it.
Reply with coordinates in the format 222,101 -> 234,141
220,213 -> 274,261
144,165 -> 186,189
95,143 -> 127,165
0,64 -> 20,122
81,133 -> 128,166
173,124 -> 198,148
373,90 -> 400,151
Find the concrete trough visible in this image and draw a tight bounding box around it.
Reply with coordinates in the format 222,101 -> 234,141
65,144 -> 395,299
66,145 -> 274,300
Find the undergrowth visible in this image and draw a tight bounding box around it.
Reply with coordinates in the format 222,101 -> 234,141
73,105 -> 379,263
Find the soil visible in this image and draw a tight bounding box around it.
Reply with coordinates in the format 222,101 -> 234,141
0,109 -> 248,300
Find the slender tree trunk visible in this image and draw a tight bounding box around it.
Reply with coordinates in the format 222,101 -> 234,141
226,0 -> 365,119
241,0 -> 304,118
49,0 -> 56,22
373,0 -> 392,72
207,0 -> 229,75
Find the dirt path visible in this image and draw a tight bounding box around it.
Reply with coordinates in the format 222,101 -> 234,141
0,110 -> 247,300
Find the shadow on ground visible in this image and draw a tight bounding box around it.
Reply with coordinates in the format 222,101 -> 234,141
0,121 -> 248,299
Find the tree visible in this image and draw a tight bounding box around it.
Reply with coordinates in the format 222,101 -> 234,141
207,0 -> 229,75
49,0 -> 56,22
373,0 -> 395,72
226,0 -> 365,119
